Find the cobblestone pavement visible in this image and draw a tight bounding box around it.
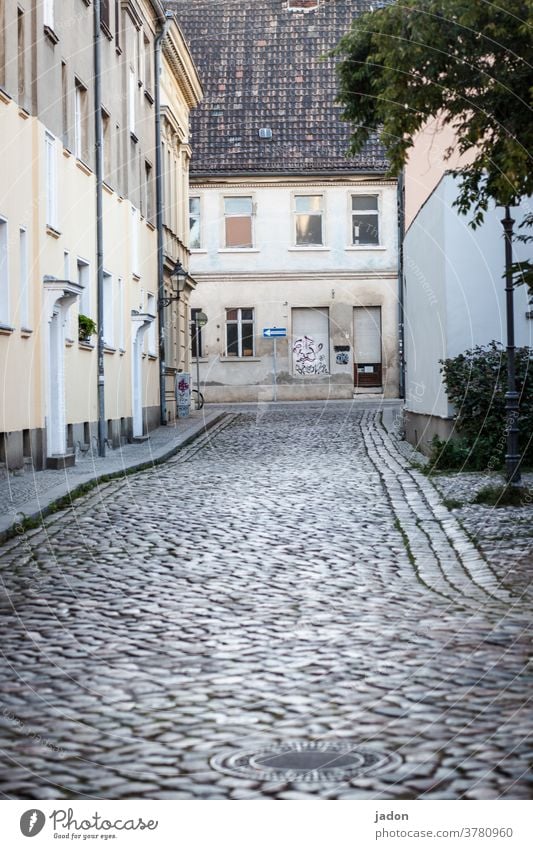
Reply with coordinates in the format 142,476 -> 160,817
0,404 -> 531,800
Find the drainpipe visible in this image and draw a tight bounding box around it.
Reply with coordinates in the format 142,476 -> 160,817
397,168 -> 406,400
155,12 -> 173,425
94,0 -> 105,456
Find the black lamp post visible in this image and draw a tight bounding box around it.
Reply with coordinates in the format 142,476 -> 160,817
501,206 -> 522,486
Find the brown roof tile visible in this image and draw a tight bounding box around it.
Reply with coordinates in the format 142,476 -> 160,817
167,0 -> 388,175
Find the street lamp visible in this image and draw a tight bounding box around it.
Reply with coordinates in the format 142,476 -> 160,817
501,206 -> 521,486
158,259 -> 189,308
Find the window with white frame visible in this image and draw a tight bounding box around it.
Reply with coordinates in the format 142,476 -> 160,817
74,79 -> 89,161
189,197 -> 201,249
225,308 -> 254,357
0,218 -> 9,325
45,131 -> 58,230
224,197 -> 253,248
128,66 -> 136,135
131,205 -> 139,277
43,0 -> 54,30
117,277 -> 124,350
19,227 -> 29,329
190,307 -> 203,358
351,195 -> 380,246
77,258 -> 90,317
103,271 -> 113,347
294,194 -> 323,246
146,293 -> 156,355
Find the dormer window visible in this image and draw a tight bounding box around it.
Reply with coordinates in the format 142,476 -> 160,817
288,0 -> 319,10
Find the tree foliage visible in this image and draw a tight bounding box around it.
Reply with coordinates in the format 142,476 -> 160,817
334,0 -> 533,227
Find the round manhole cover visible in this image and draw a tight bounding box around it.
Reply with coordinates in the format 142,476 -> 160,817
210,741 -> 402,783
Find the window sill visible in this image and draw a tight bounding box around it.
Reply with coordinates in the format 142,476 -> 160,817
130,131 -> 139,145
0,324 -> 15,335
190,248 -> 207,254
144,90 -> 154,105
288,246 -> 330,252
219,356 -> 260,362
104,345 -> 116,354
76,158 -> 93,176
0,87 -> 12,105
132,272 -> 141,281
18,107 -> 30,120
62,147 -> 73,158
119,347 -> 126,355
65,337 -> 74,347
145,219 -> 156,231
147,353 -> 157,360
101,22 -> 113,41
43,25 -> 59,46
78,340 -> 95,350
46,225 -> 61,239
103,181 -> 114,195
218,248 -> 260,254
345,245 -> 386,251
21,327 -> 33,337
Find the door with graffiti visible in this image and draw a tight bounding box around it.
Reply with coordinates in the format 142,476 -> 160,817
291,307 -> 330,376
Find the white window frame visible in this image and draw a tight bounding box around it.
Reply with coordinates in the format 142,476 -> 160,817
222,195 -> 254,250
103,271 -> 114,347
117,277 -> 125,350
293,192 -> 324,247
43,0 -> 54,30
225,307 -> 255,358
189,196 -> 201,250
146,292 -> 156,355
131,205 -> 139,277
350,193 -> 381,247
19,227 -> 29,329
0,217 -> 9,326
45,131 -> 58,230
129,66 -> 136,135
74,79 -> 88,162
77,257 -> 91,318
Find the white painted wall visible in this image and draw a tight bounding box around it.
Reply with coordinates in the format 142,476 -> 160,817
405,175 -> 532,421
188,180 -> 400,401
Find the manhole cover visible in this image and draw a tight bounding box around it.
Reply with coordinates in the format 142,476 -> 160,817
210,741 -> 402,783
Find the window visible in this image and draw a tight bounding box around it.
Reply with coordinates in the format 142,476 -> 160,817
288,1 -> 319,9
17,7 -> 25,103
45,131 -> 58,230
144,160 -> 153,221
146,293 -> 156,354
131,206 -> 139,277
190,308 -> 203,358
114,1 -> 120,50
102,109 -> 111,183
101,0 -> 110,33
189,197 -> 200,249
61,61 -> 68,147
117,277 -> 124,349
77,258 -> 90,317
351,195 -> 379,246
294,194 -> 323,245
224,197 -> 253,248
19,227 -> 29,328
0,218 -> 9,325
103,272 -> 113,346
225,308 -> 254,357
74,79 -> 89,161
43,0 -> 54,30
128,66 -> 136,135
143,33 -> 152,93
0,0 -> 6,88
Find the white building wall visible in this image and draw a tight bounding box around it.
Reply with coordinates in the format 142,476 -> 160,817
189,180 -> 400,401
404,174 -> 532,449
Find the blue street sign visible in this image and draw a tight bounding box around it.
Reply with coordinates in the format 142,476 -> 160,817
263,327 -> 287,338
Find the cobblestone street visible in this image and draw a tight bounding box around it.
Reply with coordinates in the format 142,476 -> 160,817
0,403 -> 531,800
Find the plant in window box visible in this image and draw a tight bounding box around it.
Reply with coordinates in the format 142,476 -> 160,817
78,314 -> 97,342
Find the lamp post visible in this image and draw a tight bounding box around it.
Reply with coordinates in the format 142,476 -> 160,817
193,311 -> 208,408
501,207 -> 521,486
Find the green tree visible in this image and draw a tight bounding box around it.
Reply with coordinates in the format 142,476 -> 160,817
334,0 -> 533,259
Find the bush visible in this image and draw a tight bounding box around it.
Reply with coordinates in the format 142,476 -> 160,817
78,314 -> 97,342
435,342 -> 533,471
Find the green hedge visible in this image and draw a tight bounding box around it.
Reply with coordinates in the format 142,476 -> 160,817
429,342 -> 533,471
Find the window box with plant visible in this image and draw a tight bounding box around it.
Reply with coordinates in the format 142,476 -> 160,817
79,313 -> 97,343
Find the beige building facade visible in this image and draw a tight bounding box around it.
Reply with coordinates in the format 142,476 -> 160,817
0,0 -> 201,471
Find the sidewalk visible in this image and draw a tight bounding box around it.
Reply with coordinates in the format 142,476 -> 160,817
0,409 -> 229,541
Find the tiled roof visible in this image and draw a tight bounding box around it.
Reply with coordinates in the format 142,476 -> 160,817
166,0 -> 388,175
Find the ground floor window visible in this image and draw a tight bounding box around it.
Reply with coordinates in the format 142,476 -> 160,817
225,308 -> 254,357
291,307 -> 329,375
190,307 -> 204,358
